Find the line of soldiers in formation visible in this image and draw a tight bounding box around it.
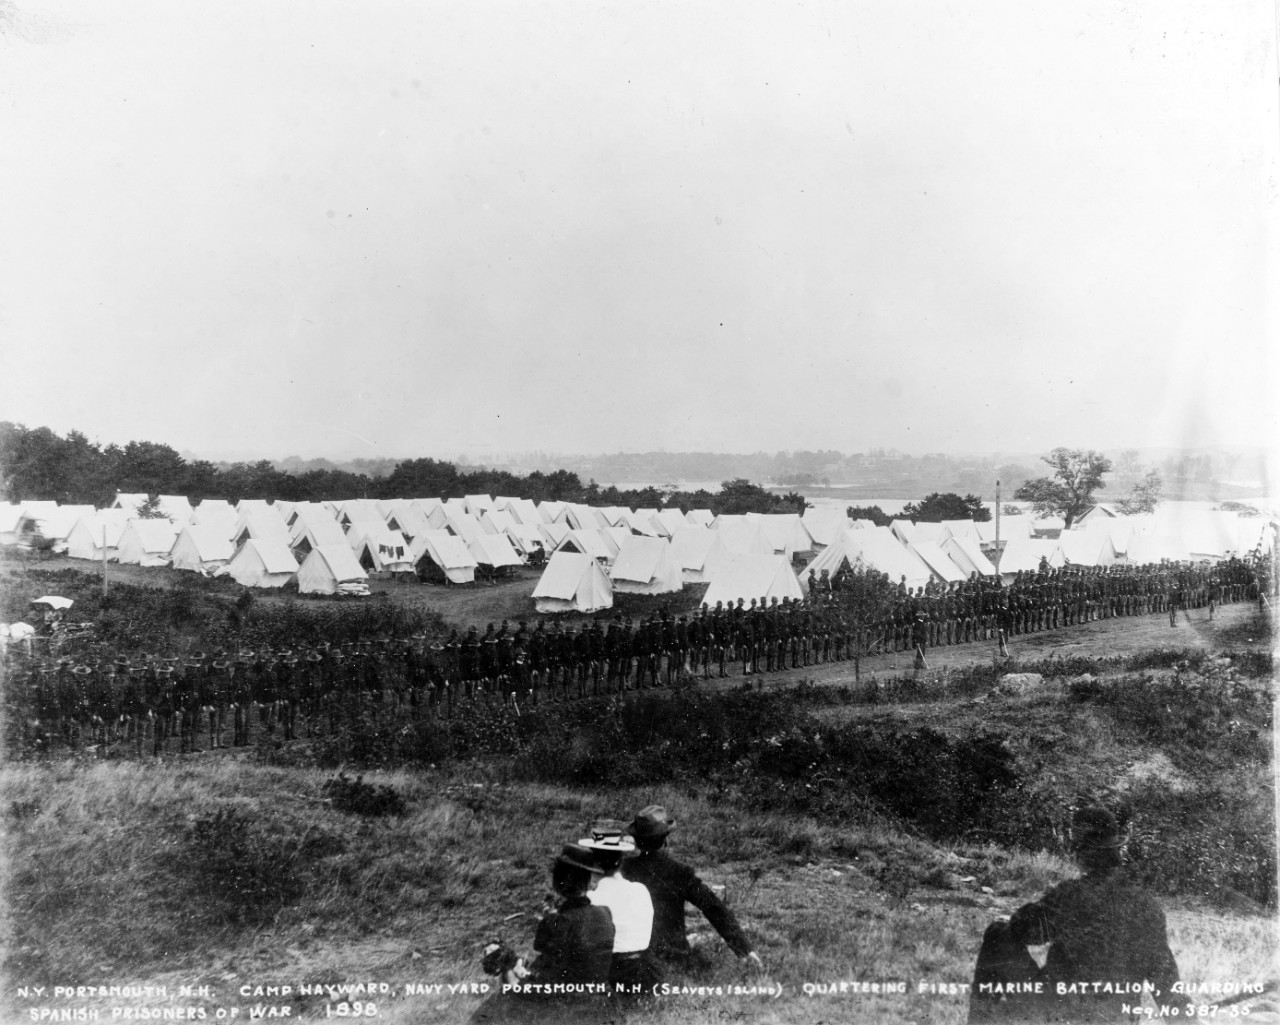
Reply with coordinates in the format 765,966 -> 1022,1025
848,553 -> 1269,650
6,554 -> 1269,758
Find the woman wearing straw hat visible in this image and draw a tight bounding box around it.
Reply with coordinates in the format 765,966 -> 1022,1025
580,820 -> 659,997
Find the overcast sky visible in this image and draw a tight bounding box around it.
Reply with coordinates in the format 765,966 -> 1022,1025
1,0 -> 1277,463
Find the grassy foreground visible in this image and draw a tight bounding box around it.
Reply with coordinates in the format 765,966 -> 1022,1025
2,752 -> 1276,1025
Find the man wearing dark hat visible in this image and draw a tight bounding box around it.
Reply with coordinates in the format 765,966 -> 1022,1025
623,805 -> 762,967
969,805 -> 1177,1024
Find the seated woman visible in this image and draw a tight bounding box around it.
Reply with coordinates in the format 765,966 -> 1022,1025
473,843 -> 614,1023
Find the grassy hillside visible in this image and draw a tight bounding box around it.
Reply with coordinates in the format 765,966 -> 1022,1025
3,658 -> 1276,1025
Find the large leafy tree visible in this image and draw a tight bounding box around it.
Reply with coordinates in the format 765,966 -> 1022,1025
901,492 -> 991,523
1014,448 -> 1113,529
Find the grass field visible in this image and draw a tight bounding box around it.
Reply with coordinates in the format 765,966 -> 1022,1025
2,554 -> 1277,1024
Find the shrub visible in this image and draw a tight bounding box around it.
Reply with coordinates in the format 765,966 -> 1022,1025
322,772 -> 407,817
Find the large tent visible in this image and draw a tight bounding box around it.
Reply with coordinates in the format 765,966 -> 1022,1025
64,509 -> 131,561
702,554 -> 803,607
189,499 -> 237,535
802,508 -> 852,549
746,513 -> 815,557
712,517 -> 775,556
993,537 -> 1065,582
609,536 -> 684,594
554,527 -> 613,563
297,544 -> 370,595
15,504 -> 94,551
222,539 -> 298,588
233,509 -> 292,548
656,508 -> 688,537
169,524 -> 236,574
908,540 -> 967,584
532,551 -> 613,613
668,526 -> 728,583
411,530 -> 478,584
799,527 -> 933,591
1057,530 -> 1119,567
115,519 -> 179,567
468,533 -> 523,579
289,510 -> 349,555
941,535 -> 997,578
348,524 -> 415,574
0,503 -> 23,546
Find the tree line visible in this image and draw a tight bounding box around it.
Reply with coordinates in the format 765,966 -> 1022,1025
0,423 -> 805,517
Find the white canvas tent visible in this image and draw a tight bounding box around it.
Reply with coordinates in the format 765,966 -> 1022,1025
348,524 -> 415,574
64,510 -> 131,561
685,509 -> 715,527
297,544 -> 370,595
537,500 -> 566,525
532,551 -> 613,614
656,508 -> 688,537
1057,530 -> 1119,567
156,495 -> 194,524
802,508 -> 852,548
112,493 -> 149,515
444,511 -> 483,545
994,537 -> 1065,582
799,526 -> 933,591
712,517 -> 775,556
468,533 -> 523,578
190,499 -> 237,534
411,530 -> 478,584
703,554 -> 804,607
290,510 -> 349,555
464,494 -> 496,517
169,524 -> 235,574
609,536 -> 684,594
942,535 -> 997,578
222,539 -> 298,588
385,502 -> 434,541
233,509 -> 292,548
0,503 -> 23,546
668,526 -> 729,583
747,513 -> 815,557
115,519 -> 179,567
16,504 -> 93,551
908,540 -> 967,584
554,527 -> 613,563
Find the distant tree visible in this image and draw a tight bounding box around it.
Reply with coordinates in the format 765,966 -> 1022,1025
135,494 -> 170,520
117,440 -> 188,495
1116,469 -> 1164,515
846,505 -> 893,527
901,492 -> 991,523
1014,448 -> 1113,529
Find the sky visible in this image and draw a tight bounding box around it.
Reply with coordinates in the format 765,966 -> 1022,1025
1,0 -> 1277,463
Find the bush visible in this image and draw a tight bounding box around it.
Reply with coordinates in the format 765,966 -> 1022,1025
322,772 -> 407,817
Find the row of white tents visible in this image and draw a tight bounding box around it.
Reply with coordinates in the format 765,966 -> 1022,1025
2,494 -> 1272,608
